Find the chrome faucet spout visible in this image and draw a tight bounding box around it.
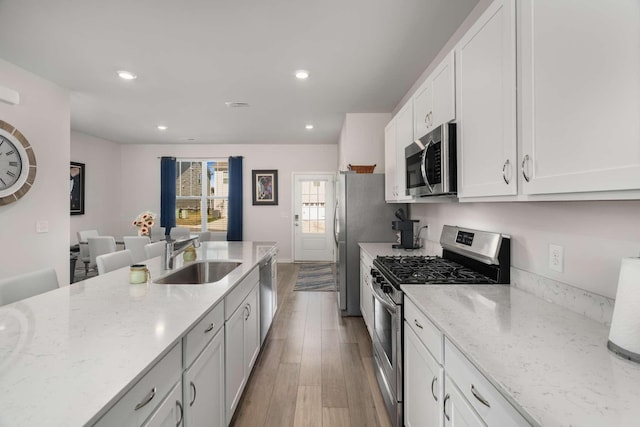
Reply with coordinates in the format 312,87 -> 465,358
162,236 -> 201,270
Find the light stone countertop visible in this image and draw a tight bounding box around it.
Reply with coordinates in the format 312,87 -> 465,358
0,241 -> 277,427
402,285 -> 640,427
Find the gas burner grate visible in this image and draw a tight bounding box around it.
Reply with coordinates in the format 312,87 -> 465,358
374,255 -> 496,286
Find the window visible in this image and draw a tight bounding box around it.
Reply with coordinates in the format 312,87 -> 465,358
176,159 -> 228,232
300,180 -> 326,233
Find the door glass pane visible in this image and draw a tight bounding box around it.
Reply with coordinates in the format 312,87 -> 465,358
301,181 -> 326,233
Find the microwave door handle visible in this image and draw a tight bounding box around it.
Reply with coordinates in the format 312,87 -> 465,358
421,139 -> 435,194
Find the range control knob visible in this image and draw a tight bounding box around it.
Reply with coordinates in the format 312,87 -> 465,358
381,283 -> 393,294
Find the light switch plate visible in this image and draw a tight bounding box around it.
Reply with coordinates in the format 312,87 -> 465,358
36,220 -> 49,233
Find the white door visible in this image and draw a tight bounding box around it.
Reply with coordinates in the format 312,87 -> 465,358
293,174 -> 335,262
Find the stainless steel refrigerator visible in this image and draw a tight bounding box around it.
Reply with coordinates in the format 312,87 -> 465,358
334,172 -> 405,316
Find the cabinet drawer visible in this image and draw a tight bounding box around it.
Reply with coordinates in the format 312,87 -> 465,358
95,343 -> 182,427
225,267 -> 259,320
404,297 -> 443,364
444,338 -> 530,426
183,301 -> 224,368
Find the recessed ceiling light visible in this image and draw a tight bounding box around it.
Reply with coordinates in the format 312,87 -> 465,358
117,70 -> 137,80
295,70 -> 310,80
225,102 -> 250,108
157,125 -> 168,131
305,124 -> 314,130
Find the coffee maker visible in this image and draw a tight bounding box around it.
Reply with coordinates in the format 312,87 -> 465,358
392,208 -> 419,249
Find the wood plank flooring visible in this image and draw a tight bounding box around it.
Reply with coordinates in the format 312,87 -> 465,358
231,263 -> 392,427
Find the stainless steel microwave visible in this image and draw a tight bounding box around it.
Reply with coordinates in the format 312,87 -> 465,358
405,123 -> 457,197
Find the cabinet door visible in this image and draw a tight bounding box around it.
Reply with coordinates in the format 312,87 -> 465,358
184,328 -> 225,427
143,381 -> 183,427
431,51 -> 455,129
395,101 -> 414,201
414,78 -> 433,140
384,119 -> 398,201
225,301 -> 246,421
404,324 -> 443,427
456,0 -> 517,198
245,284 -> 260,372
444,376 -> 485,427
520,0 -> 640,195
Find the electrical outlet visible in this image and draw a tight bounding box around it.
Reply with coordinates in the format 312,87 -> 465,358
549,244 -> 564,273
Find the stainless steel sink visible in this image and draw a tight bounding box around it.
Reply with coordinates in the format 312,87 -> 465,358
154,261 -> 242,285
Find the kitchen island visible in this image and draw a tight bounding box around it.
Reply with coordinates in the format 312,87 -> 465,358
403,284 -> 640,426
0,241 -> 277,426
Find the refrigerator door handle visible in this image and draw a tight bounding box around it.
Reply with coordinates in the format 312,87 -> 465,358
333,200 -> 339,245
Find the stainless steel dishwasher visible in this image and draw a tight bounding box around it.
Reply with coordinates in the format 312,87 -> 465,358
259,253 -> 277,344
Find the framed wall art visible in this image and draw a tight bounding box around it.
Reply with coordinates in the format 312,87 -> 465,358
252,169 -> 278,205
70,161 -> 85,215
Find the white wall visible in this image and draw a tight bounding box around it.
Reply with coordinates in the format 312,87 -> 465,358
338,113 -> 391,173
0,59 -> 70,284
119,143 -> 337,262
70,131 -> 122,243
410,201 -> 640,299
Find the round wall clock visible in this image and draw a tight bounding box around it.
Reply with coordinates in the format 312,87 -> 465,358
0,120 -> 37,206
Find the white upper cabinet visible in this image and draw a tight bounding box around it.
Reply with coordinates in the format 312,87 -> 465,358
385,101 -> 414,202
519,0 -> 640,196
456,0 -> 517,198
384,119 -> 399,202
395,101 -> 415,201
414,51 -> 456,140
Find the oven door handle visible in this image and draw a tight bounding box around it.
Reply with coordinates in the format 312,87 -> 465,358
372,285 -> 397,313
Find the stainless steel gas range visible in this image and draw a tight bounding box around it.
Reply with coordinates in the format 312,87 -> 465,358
369,225 -> 510,427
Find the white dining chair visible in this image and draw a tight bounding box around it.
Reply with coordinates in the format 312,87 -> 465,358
77,229 -> 99,277
96,250 -> 134,275
0,268 -> 59,306
145,241 -> 166,259
123,236 -> 151,263
87,236 -> 117,271
170,227 -> 191,240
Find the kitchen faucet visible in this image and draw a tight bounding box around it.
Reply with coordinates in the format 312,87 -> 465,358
162,236 -> 200,270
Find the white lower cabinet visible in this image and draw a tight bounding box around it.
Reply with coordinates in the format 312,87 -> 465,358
404,323 -> 443,427
183,327 -> 225,427
143,381 -> 184,427
443,376 -> 485,427
359,250 -> 374,337
94,343 -> 182,427
225,282 -> 260,424
444,339 -> 529,426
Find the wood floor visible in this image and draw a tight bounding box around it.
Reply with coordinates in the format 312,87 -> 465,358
230,263 -> 392,427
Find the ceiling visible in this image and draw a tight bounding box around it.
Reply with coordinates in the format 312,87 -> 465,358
0,0 -> 478,145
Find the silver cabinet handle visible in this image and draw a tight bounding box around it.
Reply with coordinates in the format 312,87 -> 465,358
189,381 -> 197,406
134,387 -> 156,411
425,113 -> 429,125
431,376 -> 438,402
521,154 -> 531,182
204,323 -> 214,333
176,400 -> 184,426
244,304 -> 250,321
443,393 -> 450,421
471,384 -> 491,408
414,319 -> 423,329
502,159 -> 511,185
